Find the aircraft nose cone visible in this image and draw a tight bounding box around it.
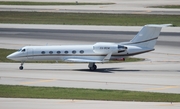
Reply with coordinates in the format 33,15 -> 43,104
6,54 -> 13,59
6,52 -> 25,61
6,53 -> 17,60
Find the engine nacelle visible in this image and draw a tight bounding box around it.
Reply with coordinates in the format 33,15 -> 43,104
93,42 -> 127,54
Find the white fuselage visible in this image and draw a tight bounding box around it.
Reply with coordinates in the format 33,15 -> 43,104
7,44 -> 153,62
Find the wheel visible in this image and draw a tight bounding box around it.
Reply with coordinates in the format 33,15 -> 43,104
89,65 -> 97,71
93,65 -> 97,70
19,66 -> 23,70
90,67 -> 95,71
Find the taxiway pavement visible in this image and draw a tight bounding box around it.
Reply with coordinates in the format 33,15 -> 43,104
0,61 -> 180,94
1,98 -> 180,109
0,24 -> 180,49
0,0 -> 180,15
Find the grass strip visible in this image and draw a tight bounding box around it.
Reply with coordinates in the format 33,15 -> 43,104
0,85 -> 180,102
0,1 -> 114,5
149,5 -> 180,9
0,48 -> 143,63
0,11 -> 179,26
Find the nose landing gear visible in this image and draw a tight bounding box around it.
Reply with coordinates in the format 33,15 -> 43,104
19,62 -> 24,70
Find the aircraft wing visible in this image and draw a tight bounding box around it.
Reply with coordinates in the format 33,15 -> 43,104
65,52 -> 112,63
65,58 -> 103,63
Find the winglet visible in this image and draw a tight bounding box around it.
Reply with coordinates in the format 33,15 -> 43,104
103,52 -> 112,62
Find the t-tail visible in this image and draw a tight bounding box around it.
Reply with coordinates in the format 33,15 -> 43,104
124,24 -> 172,49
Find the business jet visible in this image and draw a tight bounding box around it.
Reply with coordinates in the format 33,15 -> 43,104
7,24 -> 171,71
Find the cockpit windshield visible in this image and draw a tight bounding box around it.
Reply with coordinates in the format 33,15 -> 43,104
18,49 -> 22,52
18,48 -> 26,52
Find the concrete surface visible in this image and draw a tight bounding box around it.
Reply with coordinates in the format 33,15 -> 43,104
1,98 -> 180,109
0,61 -> 180,94
0,26 -> 179,49
0,0 -> 180,15
0,24 -> 180,32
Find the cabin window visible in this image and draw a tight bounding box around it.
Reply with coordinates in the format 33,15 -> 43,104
22,49 -> 26,52
41,51 -> 45,54
57,51 -> 61,54
49,51 -> 53,54
72,50 -> 76,54
80,50 -> 84,54
64,51 -> 68,54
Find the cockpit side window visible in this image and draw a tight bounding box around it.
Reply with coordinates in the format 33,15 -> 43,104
22,49 -> 26,52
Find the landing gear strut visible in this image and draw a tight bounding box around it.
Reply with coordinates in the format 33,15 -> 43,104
19,62 -> 24,70
88,62 -> 97,71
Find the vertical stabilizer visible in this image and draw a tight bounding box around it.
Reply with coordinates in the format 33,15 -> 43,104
129,24 -> 171,49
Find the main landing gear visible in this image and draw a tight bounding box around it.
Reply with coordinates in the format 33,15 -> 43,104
19,62 -> 24,70
88,62 -> 97,71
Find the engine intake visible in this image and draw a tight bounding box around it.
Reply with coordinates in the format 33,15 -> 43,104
118,45 -> 127,53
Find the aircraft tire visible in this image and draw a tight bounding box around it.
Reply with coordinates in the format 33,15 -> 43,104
93,65 -> 97,70
89,65 -> 97,71
19,66 -> 23,70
